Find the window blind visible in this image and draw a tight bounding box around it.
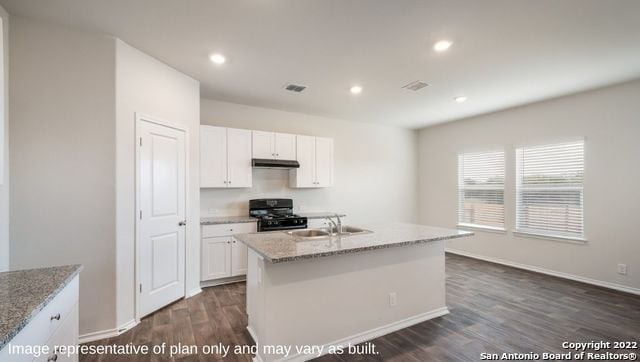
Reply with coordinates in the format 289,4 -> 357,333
458,150 -> 505,229
515,140 -> 584,239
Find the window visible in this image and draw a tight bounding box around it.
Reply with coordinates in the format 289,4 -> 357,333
515,140 -> 584,240
458,150 -> 505,229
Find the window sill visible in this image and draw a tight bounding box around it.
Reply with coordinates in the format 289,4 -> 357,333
513,231 -> 587,244
457,224 -> 507,234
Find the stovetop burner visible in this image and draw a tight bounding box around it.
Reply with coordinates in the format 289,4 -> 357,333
249,198 -> 308,232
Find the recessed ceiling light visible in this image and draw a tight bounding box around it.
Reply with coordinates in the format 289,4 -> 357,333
454,96 -> 468,103
350,85 -> 363,95
433,40 -> 452,52
209,53 -> 226,65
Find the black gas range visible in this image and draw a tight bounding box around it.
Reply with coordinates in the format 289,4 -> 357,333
249,198 -> 308,232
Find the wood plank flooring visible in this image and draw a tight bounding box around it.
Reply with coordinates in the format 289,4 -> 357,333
80,254 -> 640,361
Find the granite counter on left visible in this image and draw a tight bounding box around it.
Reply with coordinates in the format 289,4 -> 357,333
0,264 -> 82,355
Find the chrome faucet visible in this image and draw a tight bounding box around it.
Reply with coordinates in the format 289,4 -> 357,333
324,214 -> 342,234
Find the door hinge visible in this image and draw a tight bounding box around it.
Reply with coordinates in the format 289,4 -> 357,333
139,284 -> 142,293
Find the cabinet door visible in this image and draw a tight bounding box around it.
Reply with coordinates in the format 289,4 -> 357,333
291,135 -> 316,188
252,131 -> 275,159
200,126 -> 227,188
231,239 -> 248,276
227,128 -> 252,188
315,137 -> 334,187
274,132 -> 297,160
201,237 -> 232,281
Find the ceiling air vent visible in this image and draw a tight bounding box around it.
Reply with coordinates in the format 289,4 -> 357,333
402,80 -> 429,91
284,83 -> 307,92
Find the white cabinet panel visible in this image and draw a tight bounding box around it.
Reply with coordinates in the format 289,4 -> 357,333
201,126 -> 252,188
231,239 -> 248,276
227,128 -> 252,188
290,135 -> 333,188
252,130 -> 274,159
290,135 -> 316,188
201,223 -> 255,282
275,132 -> 296,160
200,126 -> 227,188
202,237 -> 232,280
315,137 -> 334,187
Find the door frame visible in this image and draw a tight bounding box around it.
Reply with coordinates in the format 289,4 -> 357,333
134,112 -> 190,321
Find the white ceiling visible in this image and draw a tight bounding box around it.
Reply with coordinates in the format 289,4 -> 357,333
2,0 -> 640,128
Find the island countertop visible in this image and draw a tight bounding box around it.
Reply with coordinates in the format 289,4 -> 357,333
0,265 -> 82,350
234,222 -> 473,263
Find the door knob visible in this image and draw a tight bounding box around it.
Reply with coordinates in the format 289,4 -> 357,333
178,220 -> 187,226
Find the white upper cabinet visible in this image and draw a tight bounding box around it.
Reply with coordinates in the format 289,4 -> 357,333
200,126 -> 227,188
314,137 -> 334,187
227,128 -> 252,187
200,125 -> 252,188
274,133 -> 297,160
290,135 -> 334,188
252,131 -> 297,160
252,131 -> 274,159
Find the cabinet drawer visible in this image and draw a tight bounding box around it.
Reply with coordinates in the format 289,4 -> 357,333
45,276 -> 79,337
0,276 -> 79,362
202,222 -> 256,237
37,303 -> 79,362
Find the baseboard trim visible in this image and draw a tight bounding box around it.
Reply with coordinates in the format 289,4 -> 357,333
252,307 -> 449,362
200,275 -> 246,289
79,328 -> 118,344
446,249 -> 640,296
79,319 -> 139,344
187,287 -> 202,298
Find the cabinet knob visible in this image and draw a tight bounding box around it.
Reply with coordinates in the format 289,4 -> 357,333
178,220 -> 187,226
50,313 -> 61,321
47,354 -> 58,362
227,241 -> 231,244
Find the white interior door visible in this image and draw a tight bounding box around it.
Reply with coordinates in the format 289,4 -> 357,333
274,132 -> 297,160
252,131 -> 275,159
137,117 -> 186,318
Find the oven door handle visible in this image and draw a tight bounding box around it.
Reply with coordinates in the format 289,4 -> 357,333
259,224 -> 307,232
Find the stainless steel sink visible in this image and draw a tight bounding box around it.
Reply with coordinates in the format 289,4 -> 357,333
338,226 -> 372,235
287,226 -> 373,239
287,229 -> 332,239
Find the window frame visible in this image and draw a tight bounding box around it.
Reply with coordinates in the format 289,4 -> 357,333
513,139 -> 586,242
457,148 -> 506,232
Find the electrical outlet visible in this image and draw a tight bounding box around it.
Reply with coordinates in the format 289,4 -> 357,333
389,292 -> 397,307
617,263 -> 628,275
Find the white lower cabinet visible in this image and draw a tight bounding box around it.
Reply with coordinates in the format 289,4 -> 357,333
202,237 -> 232,280
201,222 -> 255,281
0,276 -> 79,362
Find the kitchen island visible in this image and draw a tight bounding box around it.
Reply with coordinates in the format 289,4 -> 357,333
234,222 -> 472,361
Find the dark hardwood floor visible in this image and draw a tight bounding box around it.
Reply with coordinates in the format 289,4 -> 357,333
81,254 -> 640,361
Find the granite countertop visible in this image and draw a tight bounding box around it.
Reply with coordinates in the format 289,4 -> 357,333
234,222 -> 473,263
200,215 -> 257,225
0,265 -> 82,350
200,212 -> 346,225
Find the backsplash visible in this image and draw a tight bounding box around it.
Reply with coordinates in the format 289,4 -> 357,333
200,168 -> 334,217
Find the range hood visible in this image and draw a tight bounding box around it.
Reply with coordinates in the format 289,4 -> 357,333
252,158 -> 300,169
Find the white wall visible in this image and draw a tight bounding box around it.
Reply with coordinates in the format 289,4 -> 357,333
115,40 -> 200,327
418,79 -> 640,292
200,99 -> 418,225
0,5 -> 9,272
9,16 -> 117,334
